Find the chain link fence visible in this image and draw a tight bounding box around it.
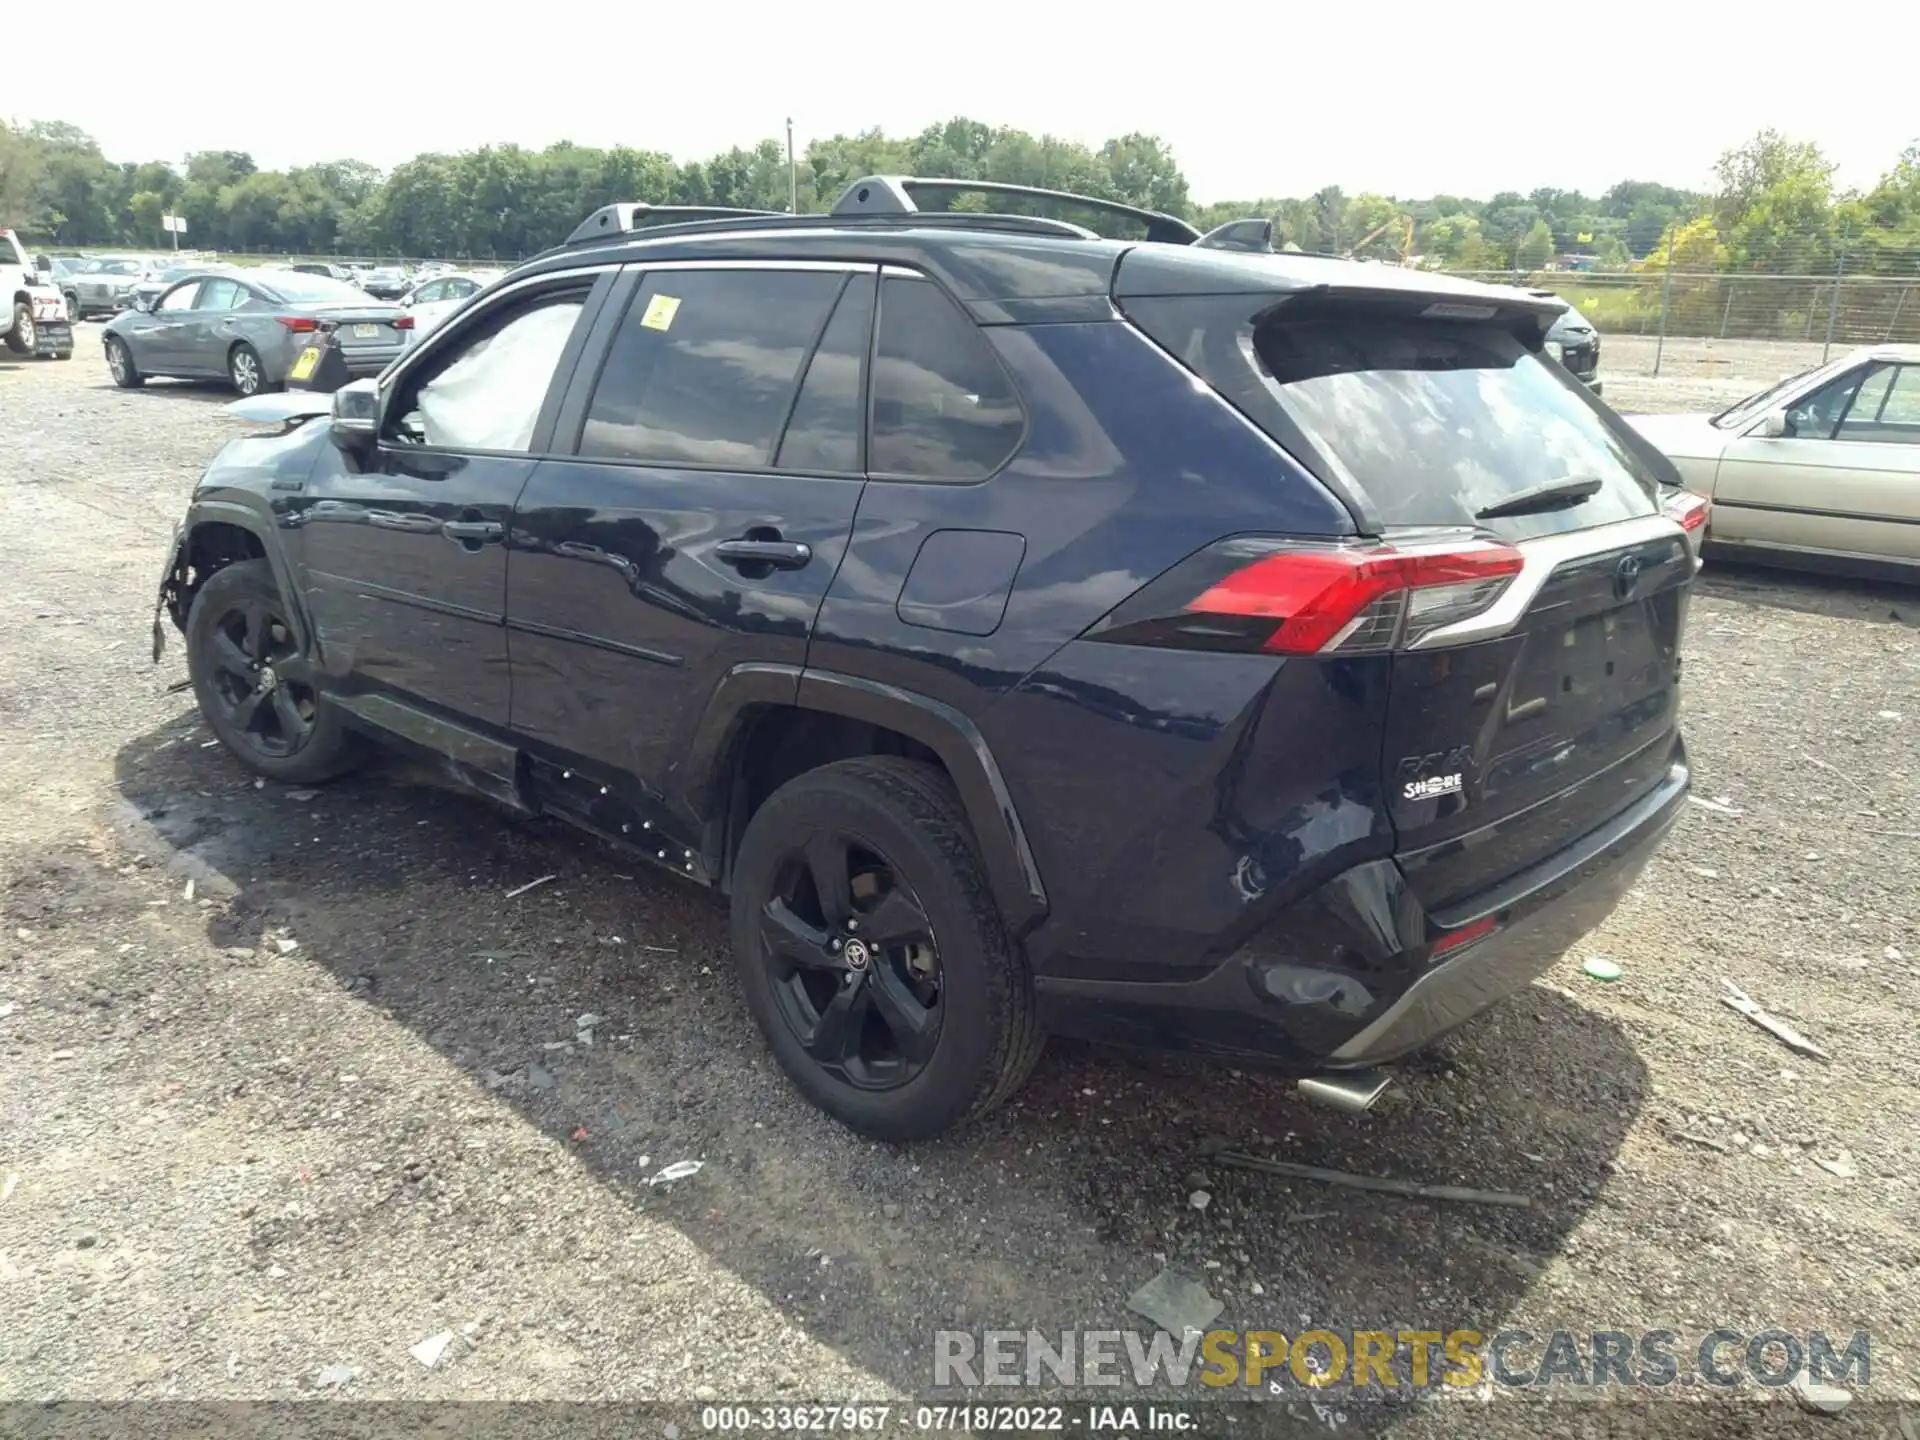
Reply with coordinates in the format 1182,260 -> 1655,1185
1439,241 -> 1920,409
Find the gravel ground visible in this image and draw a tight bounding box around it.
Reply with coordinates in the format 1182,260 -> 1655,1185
2,335 -> 1916,1437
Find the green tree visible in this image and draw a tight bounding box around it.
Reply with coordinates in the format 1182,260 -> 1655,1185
1713,129 -> 1832,233
1515,217 -> 1555,269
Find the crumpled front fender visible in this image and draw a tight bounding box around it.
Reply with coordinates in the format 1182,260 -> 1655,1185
152,522 -> 189,662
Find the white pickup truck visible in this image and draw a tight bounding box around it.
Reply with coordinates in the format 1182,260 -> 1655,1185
3,227 -> 75,360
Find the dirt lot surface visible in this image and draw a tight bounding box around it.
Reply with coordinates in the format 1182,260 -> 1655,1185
2,335 -> 1916,1438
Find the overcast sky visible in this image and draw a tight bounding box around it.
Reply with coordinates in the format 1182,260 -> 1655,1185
9,1 -> 1912,199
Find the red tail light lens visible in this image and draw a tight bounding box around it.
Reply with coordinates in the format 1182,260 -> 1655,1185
392,314 -> 414,330
1191,543 -> 1523,655
1091,539 -> 1525,656
1663,489 -> 1709,533
278,316 -> 318,333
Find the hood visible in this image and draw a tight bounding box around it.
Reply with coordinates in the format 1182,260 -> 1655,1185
226,392 -> 335,425
1620,411 -> 1727,461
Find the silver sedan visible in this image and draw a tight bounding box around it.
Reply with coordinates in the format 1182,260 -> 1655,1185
102,269 -> 411,396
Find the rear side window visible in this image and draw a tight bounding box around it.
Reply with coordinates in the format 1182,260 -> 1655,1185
1131,297 -> 1659,538
581,269 -> 843,468
776,273 -> 873,473
870,276 -> 1023,480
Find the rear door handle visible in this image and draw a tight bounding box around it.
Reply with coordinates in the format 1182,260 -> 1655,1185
715,539 -> 812,570
441,519 -> 504,543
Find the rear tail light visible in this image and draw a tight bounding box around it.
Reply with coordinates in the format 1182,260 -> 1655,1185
392,314 -> 414,330
1663,488 -> 1709,534
1090,538 -> 1525,657
278,316 -> 318,334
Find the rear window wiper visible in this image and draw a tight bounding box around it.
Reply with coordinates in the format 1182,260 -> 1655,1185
1475,475 -> 1604,521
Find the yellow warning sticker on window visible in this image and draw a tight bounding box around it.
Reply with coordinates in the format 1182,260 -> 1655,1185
289,346 -> 322,381
640,293 -> 681,331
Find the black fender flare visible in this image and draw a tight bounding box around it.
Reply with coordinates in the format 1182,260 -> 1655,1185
170,497 -> 315,653
685,665 -> 1049,935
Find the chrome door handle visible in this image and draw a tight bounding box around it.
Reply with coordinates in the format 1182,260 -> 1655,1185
441,519 -> 504,543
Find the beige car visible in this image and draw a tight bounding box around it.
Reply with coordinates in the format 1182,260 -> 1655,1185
1624,344 -> 1920,580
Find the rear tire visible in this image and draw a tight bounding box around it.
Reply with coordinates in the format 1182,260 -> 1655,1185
3,302 -> 30,355
185,560 -> 363,785
228,342 -> 277,396
729,757 -> 1044,1142
105,335 -> 143,388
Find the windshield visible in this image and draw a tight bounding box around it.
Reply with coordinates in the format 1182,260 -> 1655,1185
256,271 -> 372,304
83,259 -> 145,276
1711,363 -> 1835,430
1253,315 -> 1660,538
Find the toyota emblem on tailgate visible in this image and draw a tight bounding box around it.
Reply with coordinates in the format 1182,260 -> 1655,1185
1613,553 -> 1644,599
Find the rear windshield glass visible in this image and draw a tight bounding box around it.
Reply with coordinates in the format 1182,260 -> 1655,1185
257,271 -> 368,304
1253,316 -> 1658,536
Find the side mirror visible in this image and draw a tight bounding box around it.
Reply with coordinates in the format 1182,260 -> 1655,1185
132,296 -> 152,314
1759,408 -> 1788,438
329,378 -> 379,462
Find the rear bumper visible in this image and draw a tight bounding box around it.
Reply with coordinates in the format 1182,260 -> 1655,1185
1032,753 -> 1687,1069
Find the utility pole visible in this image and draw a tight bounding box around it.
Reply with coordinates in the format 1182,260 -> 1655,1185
1652,225 -> 1676,378
786,118 -> 798,215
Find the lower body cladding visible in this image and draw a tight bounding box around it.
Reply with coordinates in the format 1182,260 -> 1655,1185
1030,758 -> 1688,1105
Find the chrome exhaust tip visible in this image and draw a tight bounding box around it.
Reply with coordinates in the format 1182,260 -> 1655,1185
1297,1069 -> 1393,1114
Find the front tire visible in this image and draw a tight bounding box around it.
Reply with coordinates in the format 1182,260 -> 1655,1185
4,302 -> 31,355
63,293 -> 82,324
105,335 -> 143,388
185,560 -> 362,785
729,757 -> 1044,1142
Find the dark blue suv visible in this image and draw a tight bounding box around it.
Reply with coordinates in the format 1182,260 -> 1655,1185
153,178 -> 1706,1140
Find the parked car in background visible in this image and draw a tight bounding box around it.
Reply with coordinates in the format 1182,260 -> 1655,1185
151,180 -> 1699,1140
4,228 -> 75,359
359,267 -> 410,299
1530,290 -> 1602,394
126,261 -> 246,313
65,255 -> 169,320
1624,345 -> 1920,580
103,268 -> 410,395
291,261 -> 359,285
399,269 -> 502,339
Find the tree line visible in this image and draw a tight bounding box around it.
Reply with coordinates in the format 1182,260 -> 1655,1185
2,116 -> 1916,278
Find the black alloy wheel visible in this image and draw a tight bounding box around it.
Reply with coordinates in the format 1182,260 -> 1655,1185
759,830 -> 944,1090
202,594 -> 318,759
730,757 -> 1045,1141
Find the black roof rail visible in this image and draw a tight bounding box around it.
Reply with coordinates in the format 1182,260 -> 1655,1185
565,202 -> 785,247
831,175 -> 1201,245
1194,218 -> 1274,253
537,207 -> 1106,262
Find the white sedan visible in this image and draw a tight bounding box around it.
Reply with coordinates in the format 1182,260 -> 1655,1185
1624,344 -> 1920,581
400,270 -> 504,342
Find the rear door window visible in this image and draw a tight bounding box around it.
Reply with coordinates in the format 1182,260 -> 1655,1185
579,268 -> 844,468
869,276 -> 1023,480
775,273 -> 874,473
